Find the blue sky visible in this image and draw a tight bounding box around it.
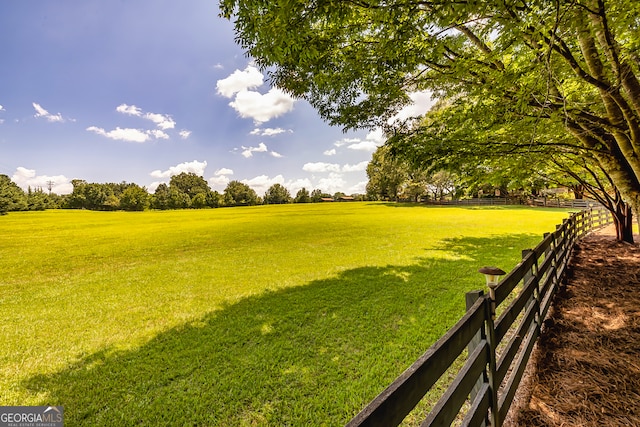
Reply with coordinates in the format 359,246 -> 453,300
0,0 -> 432,196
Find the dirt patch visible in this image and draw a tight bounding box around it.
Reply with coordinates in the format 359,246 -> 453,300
510,225 -> 640,426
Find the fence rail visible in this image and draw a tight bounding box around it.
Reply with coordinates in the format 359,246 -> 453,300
347,207 -> 613,427
422,198 -> 600,209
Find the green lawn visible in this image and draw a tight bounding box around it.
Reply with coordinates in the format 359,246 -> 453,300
0,203 -> 570,425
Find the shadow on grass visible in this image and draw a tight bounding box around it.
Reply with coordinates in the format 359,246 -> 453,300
23,234 -> 539,426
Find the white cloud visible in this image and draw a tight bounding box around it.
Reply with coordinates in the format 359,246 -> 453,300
149,160 -> 208,178
87,120 -> 177,142
179,130 -> 192,139
116,104 -> 176,130
331,129 -> 388,154
318,173 -> 346,194
116,104 -> 142,116
365,128 -> 386,145
149,129 -> 169,139
230,87 -> 295,124
208,167 -> 235,191
303,160 -> 367,173
303,162 -> 341,173
87,126 -> 150,143
347,140 -> 379,152
270,151 -> 283,158
32,102 -> 64,123
11,167 -> 73,194
218,66 -> 296,124
216,66 -> 264,98
286,178 -> 313,194
214,168 -> 234,176
87,126 -> 147,143
144,112 -> 175,130
342,161 -> 369,172
241,142 -> 269,158
209,175 -> 230,190
242,174 -> 285,195
391,91 -> 435,123
348,180 -> 368,194
250,127 -> 291,137
0,105 -> 5,111
334,138 -> 360,147
345,129 -> 386,152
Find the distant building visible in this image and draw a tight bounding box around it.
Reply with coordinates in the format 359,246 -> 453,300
320,197 -> 334,202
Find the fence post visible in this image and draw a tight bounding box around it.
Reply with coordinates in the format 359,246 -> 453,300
523,248 -> 543,334
466,290 -> 488,426
521,249 -> 535,283
477,268 -> 503,427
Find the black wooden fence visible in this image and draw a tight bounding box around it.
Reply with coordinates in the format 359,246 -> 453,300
347,207 -> 613,427
423,198 -> 600,209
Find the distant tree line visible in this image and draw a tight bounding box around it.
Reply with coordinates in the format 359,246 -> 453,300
0,175 -> 65,213
0,172 -> 367,214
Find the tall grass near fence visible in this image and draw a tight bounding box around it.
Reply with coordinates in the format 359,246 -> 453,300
0,203 -> 570,425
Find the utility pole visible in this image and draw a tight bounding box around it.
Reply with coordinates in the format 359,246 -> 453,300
46,180 -> 55,195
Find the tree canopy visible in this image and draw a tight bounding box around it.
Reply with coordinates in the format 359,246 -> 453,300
263,183 -> 292,204
224,180 -> 259,206
366,145 -> 409,201
294,187 -> 311,203
170,172 -> 211,200
221,0 -> 640,240
0,175 -> 27,214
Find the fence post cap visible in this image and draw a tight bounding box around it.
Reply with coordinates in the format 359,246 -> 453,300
479,266 -> 506,291
478,266 -> 506,276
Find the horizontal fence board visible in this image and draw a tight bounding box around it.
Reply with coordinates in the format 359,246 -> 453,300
460,383 -> 491,427
539,275 -> 558,321
556,257 -> 569,283
498,318 -> 540,422
496,300 -> 539,386
495,276 -> 537,343
423,341 -> 490,426
537,248 -> 556,279
494,253 -> 537,306
531,232 -> 555,258
539,266 -> 555,296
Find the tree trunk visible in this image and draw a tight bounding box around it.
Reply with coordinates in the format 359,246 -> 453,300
572,184 -> 585,199
612,202 -> 634,243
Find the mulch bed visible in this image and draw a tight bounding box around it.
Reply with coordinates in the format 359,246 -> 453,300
510,225 -> 640,426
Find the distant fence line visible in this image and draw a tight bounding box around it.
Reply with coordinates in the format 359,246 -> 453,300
347,207 -> 613,427
421,197 -> 600,209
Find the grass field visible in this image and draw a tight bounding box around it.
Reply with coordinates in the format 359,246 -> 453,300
0,203 -> 571,425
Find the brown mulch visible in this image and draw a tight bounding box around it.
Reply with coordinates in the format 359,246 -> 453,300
509,225 -> 640,426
